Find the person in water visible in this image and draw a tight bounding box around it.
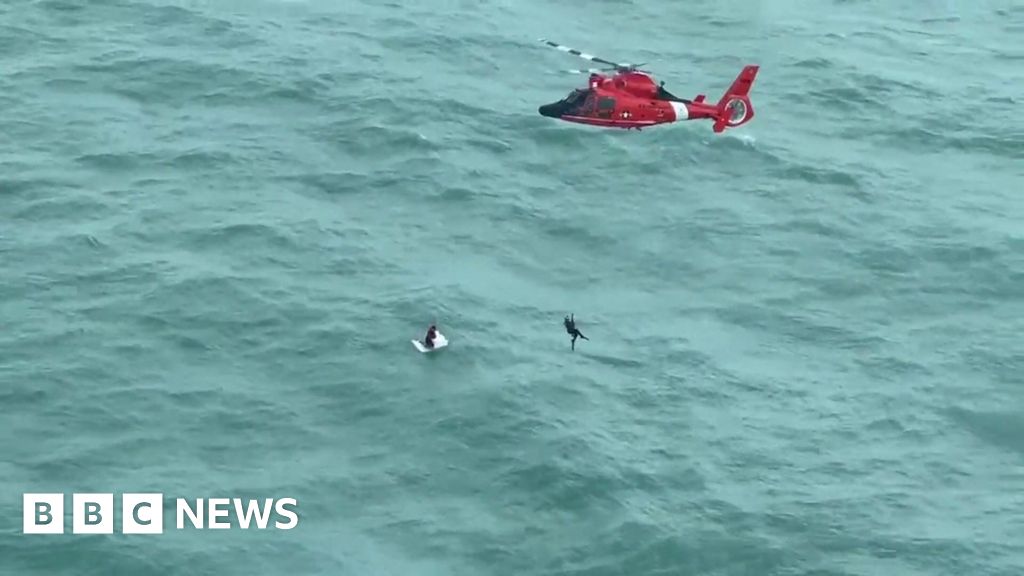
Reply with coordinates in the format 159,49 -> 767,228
563,314 -> 588,350
423,324 -> 438,349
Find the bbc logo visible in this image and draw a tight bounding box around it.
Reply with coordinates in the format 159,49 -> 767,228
23,493 -> 298,534
24,493 -> 163,534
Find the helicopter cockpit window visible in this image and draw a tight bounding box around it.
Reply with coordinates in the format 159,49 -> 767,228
560,89 -> 592,114
564,89 -> 585,105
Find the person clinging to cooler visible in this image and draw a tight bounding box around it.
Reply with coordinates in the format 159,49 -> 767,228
424,324 -> 438,349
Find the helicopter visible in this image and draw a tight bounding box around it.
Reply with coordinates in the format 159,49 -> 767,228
536,39 -> 759,132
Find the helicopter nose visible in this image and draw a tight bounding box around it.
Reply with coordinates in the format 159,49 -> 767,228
538,103 -> 561,118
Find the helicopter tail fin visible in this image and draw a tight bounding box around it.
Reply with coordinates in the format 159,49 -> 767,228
712,65 -> 759,132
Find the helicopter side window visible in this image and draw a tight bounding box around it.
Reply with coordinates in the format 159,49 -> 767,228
598,97 -> 616,110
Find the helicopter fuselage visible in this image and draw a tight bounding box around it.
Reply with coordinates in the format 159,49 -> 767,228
538,67 -> 759,132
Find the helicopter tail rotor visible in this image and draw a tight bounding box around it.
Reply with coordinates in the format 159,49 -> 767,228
711,65 -> 759,132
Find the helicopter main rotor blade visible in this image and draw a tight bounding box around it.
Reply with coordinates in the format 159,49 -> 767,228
565,68 -> 607,74
538,39 -> 625,70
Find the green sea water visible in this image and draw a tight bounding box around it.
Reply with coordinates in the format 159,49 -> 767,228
2,0 -> 1023,574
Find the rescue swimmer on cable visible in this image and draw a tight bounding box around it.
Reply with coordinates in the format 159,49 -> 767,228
537,39 -> 760,132
564,314 -> 588,351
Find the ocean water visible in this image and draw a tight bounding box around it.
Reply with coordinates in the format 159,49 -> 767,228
2,0 -> 1023,574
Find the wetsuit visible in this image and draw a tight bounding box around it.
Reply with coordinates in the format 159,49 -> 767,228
563,315 -> 588,350
424,326 -> 437,349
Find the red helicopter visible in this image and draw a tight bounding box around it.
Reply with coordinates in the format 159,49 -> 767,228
537,39 -> 760,132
